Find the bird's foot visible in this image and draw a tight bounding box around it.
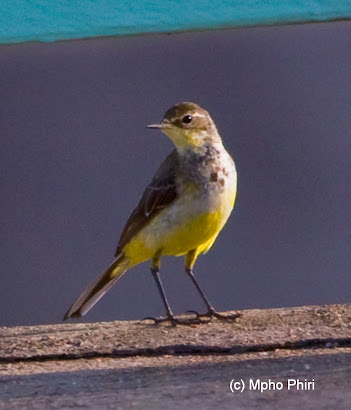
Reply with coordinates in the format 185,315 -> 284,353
140,308 -> 241,326
186,308 -> 242,322
141,314 -> 209,326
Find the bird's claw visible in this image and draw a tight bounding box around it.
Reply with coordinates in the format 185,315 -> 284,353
185,310 -> 212,321
210,310 -> 242,320
140,310 -> 241,326
140,316 -> 178,326
140,314 -> 208,326
185,309 -> 242,321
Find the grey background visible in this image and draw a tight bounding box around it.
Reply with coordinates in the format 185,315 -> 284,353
1,21 -> 350,327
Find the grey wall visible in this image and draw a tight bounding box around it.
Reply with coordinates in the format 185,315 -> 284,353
1,21 -> 351,326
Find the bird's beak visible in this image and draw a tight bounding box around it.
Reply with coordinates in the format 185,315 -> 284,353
147,122 -> 172,129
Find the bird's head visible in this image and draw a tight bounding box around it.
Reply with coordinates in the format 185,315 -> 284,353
148,102 -> 221,152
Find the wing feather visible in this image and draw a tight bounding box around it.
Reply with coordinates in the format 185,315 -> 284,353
115,149 -> 179,256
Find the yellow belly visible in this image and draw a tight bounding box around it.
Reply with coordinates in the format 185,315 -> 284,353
157,211 -> 226,255
124,186 -> 236,266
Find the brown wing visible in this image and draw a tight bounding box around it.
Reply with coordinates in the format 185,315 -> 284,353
115,149 -> 179,256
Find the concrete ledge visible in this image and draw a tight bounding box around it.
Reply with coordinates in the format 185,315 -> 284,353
1,303 -> 351,362
1,304 -> 351,407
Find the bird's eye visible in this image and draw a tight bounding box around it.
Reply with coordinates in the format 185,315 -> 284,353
181,115 -> 193,124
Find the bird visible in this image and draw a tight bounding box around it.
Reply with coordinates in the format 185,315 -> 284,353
64,102 -> 240,325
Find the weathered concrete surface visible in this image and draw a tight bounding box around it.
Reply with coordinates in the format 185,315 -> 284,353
2,304 -> 351,361
1,304 -> 351,408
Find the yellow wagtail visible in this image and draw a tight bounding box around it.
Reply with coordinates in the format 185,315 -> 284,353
64,102 -> 239,325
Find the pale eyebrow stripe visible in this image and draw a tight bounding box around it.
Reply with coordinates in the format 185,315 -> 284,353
191,112 -> 206,118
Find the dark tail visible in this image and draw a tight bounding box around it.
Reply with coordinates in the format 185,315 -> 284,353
63,253 -> 129,320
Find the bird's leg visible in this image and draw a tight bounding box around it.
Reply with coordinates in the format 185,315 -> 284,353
143,256 -> 204,326
184,250 -> 241,321
185,267 -> 241,321
148,266 -> 176,324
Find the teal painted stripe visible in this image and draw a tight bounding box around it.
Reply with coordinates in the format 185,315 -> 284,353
1,0 -> 351,44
